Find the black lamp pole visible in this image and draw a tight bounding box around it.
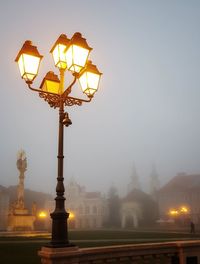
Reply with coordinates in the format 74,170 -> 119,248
27,78 -> 91,247
50,100 -> 69,246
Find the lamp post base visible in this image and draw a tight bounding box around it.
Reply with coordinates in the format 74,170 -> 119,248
50,210 -> 75,248
46,242 -> 76,249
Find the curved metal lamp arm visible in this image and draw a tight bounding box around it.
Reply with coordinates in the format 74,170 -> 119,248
26,78 -> 92,108
27,82 -> 60,97
67,95 -> 92,103
26,82 -> 60,108
62,75 -> 77,97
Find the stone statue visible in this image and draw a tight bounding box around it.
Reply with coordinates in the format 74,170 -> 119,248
16,149 -> 27,209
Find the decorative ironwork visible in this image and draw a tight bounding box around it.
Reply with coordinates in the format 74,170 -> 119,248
28,82 -> 91,108
38,92 -> 89,108
39,92 -> 61,108
63,97 -> 83,106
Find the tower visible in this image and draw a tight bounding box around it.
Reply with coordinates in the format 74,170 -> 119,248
127,163 -> 141,193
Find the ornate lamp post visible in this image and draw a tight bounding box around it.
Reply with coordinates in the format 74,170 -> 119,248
15,33 -> 102,247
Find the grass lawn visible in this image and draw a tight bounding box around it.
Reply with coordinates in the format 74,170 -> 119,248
0,243 -> 43,264
0,230 -> 200,264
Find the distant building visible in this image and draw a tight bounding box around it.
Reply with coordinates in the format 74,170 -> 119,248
45,178 -> 106,229
0,187 -> 9,230
121,189 -> 158,228
127,163 -> 141,193
158,173 -> 200,224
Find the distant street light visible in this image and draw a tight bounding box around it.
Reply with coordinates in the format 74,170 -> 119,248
169,209 -> 179,216
180,206 -> 189,214
69,212 -> 75,220
38,211 -> 47,219
169,206 -> 190,217
15,33 -> 102,247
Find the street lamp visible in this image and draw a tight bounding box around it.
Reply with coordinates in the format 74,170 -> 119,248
15,33 -> 102,248
38,211 -> 48,219
180,206 -> 189,214
169,209 -> 179,217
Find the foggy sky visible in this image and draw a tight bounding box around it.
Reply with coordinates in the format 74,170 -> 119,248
1,0 -> 200,196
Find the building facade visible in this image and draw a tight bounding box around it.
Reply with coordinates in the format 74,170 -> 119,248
45,178 -> 106,229
121,189 -> 158,228
158,173 -> 200,225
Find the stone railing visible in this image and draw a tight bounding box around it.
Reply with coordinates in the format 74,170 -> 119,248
39,240 -> 200,264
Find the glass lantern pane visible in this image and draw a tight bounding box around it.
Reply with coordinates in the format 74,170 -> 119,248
87,72 -> 100,90
73,45 -> 89,69
66,45 -> 89,73
18,54 -> 40,81
52,44 -> 67,69
65,46 -> 73,70
45,80 -> 60,94
79,71 -> 100,97
79,72 -> 88,93
18,55 -> 25,77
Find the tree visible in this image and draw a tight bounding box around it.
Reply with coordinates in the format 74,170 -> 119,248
149,163 -> 160,200
106,185 -> 121,227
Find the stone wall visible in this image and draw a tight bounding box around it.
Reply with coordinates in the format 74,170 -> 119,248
39,240 -> 200,264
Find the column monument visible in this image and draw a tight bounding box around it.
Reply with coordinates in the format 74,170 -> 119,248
7,150 -> 36,231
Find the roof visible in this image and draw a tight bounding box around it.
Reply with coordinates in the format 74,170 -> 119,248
159,173 -> 200,193
122,188 -> 152,203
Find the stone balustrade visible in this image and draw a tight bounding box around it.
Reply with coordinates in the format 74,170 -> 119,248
39,240 -> 200,264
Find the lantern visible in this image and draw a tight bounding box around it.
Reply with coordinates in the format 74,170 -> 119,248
78,61 -> 102,97
65,32 -> 92,73
50,34 -> 70,69
40,71 -> 60,94
15,40 -> 43,82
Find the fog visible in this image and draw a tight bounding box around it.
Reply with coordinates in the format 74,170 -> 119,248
1,0 -> 200,197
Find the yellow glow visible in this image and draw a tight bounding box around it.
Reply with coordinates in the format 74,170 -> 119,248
42,80 -> 60,94
18,54 -> 40,81
180,206 -> 189,213
66,45 -> 89,73
52,44 -> 67,69
79,72 -> 100,96
69,212 -> 75,220
169,209 -> 179,216
38,211 -> 47,218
